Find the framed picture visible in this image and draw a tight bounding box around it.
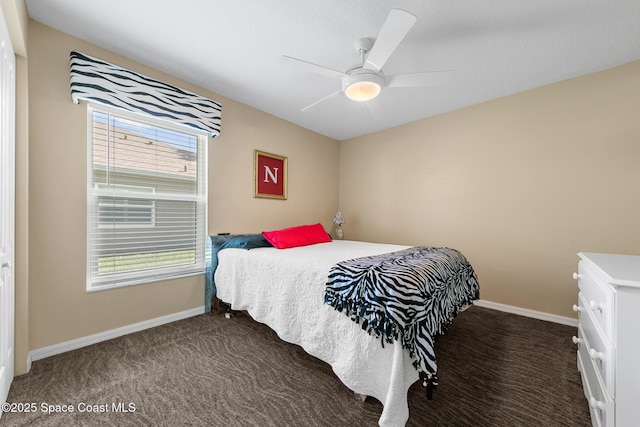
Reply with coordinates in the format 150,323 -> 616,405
254,150 -> 287,200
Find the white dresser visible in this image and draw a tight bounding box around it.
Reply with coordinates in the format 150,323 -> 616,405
572,252 -> 640,427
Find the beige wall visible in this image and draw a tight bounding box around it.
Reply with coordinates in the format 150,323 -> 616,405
1,0 -> 27,56
339,60 -> 640,318
210,97 -> 339,234
25,20 -> 338,352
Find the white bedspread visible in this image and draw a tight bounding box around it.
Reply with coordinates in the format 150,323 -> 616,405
215,240 -> 420,427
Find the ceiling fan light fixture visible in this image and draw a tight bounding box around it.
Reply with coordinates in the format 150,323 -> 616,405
343,72 -> 383,102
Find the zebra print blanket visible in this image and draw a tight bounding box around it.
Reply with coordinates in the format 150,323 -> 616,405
324,246 -> 479,384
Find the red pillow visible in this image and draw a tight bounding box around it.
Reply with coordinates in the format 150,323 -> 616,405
262,223 -> 332,249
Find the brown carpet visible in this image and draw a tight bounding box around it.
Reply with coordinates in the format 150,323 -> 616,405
2,306 -> 591,426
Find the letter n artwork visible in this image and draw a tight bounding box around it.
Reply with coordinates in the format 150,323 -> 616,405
254,150 -> 288,200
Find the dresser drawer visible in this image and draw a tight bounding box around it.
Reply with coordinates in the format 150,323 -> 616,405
577,299 -> 614,394
577,326 -> 614,427
576,261 -> 614,342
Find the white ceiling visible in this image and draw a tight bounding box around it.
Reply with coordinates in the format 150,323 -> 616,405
26,0 -> 640,141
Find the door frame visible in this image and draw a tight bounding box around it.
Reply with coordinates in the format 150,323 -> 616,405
0,5 -> 16,413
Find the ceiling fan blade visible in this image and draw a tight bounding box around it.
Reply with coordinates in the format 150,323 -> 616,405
281,55 -> 345,80
385,70 -> 457,88
301,89 -> 343,112
365,97 -> 387,120
364,9 -> 417,72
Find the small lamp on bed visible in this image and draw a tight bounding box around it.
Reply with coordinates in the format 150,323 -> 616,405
333,210 -> 345,240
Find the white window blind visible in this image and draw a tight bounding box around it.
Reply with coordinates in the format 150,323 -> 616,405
87,104 -> 207,290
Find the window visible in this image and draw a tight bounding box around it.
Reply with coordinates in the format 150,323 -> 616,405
97,184 -> 155,227
88,104 -> 207,290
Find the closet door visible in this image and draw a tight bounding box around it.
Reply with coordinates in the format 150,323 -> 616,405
0,6 -> 16,412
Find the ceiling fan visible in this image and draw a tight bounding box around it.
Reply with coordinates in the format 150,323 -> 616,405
282,9 -> 455,112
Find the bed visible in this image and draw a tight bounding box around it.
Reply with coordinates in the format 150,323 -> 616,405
206,231 -> 479,427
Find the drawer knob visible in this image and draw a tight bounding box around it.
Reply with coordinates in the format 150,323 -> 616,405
572,272 -> 580,280
572,304 -> 582,313
571,336 -> 582,345
589,397 -> 606,411
589,348 -> 604,361
589,300 -> 604,313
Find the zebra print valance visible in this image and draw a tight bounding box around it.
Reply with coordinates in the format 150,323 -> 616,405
69,51 -> 222,137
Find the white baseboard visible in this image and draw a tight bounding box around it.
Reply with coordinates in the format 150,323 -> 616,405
29,306 -> 205,362
27,301 -> 574,364
474,299 -> 578,327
